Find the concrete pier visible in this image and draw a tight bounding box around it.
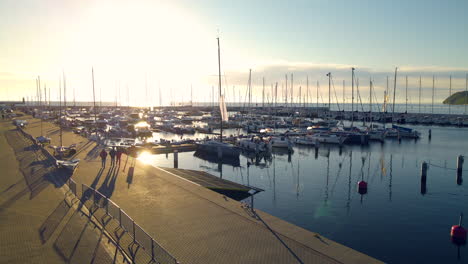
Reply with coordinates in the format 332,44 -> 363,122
15,114 -> 382,264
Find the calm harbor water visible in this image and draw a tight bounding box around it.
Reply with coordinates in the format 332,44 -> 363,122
140,125 -> 468,264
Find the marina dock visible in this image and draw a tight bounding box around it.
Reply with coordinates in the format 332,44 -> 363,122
4,114 -> 383,264
160,167 -> 263,200
150,144 -> 197,154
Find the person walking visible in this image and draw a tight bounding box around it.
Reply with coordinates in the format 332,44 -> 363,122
116,148 -> 123,167
109,147 -> 116,166
100,149 -> 108,167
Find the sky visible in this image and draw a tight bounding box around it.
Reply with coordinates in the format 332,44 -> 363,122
1,0 -> 468,106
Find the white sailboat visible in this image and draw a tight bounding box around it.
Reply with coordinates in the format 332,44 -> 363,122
196,36 -> 240,158
367,79 -> 386,142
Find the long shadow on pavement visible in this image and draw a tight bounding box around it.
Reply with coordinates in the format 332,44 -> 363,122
98,165 -> 119,199
39,198 -> 72,244
126,158 -> 136,189
85,145 -> 101,161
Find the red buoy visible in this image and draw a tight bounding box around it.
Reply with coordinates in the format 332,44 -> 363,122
357,181 -> 368,195
451,213 -> 467,245
358,181 -> 368,189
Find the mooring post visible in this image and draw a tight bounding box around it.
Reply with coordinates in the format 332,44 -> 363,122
457,155 -> 464,185
217,146 -> 222,160
428,129 -> 432,140
421,161 -> 428,182
173,150 -> 178,168
457,155 -> 464,174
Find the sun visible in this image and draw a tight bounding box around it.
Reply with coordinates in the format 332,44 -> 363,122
137,150 -> 154,164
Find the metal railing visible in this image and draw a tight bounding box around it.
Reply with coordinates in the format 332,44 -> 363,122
80,183 -> 179,264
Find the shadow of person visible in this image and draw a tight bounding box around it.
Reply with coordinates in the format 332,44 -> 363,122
126,158 -> 136,189
85,145 -> 101,161
97,166 -> 118,199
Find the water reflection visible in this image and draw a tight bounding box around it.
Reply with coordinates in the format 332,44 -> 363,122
193,150 -> 240,168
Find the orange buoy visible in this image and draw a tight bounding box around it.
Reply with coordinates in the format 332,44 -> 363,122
451,213 -> 467,245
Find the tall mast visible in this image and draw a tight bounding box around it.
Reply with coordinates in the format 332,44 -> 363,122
419,76 -> 422,114
306,75 -> 309,108
145,74 -> 148,108
299,85 -> 302,109
449,75 -> 452,114
465,73 -> 467,115
385,76 -> 389,112
342,80 -> 345,111
262,77 -> 265,108
405,75 -> 408,113
274,82 -> 278,108
432,75 -> 435,114
99,77 -> 102,109
285,74 -> 288,108
291,73 -> 294,107
248,69 -> 252,108
73,82 -> 76,107
391,67 -> 398,125
351,68 -> 355,127
38,76 -> 43,136
327,72 -> 331,111
158,83 -> 161,107
44,85 -> 47,109
92,68 -> 97,124
217,36 -> 223,142
127,85 -> 130,108
114,81 -> 118,108
59,75 -> 62,147
63,71 -> 67,114
316,80 -> 319,110
35,77 -> 38,107
369,79 -> 372,128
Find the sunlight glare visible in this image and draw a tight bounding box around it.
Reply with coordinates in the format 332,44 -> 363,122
137,150 -> 154,164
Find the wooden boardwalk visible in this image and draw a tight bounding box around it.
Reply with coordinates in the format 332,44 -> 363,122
20,115 -> 383,264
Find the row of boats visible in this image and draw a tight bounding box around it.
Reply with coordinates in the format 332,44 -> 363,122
196,122 -> 421,160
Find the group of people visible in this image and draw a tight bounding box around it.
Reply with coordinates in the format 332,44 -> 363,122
99,147 -> 124,167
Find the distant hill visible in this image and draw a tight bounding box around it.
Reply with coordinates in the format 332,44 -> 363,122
443,91 -> 468,105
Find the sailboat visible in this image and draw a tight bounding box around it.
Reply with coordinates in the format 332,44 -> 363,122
367,79 -> 386,142
385,68 -> 420,139
196,37 -> 241,159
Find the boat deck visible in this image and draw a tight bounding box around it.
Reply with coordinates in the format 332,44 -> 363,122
150,143 -> 197,154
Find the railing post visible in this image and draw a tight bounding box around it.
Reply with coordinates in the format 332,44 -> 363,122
105,198 -> 109,215
132,221 -> 136,243
151,239 -> 155,261
119,208 -> 122,227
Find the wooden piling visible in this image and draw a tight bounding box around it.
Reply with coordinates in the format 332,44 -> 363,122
421,161 -> 428,182
174,150 -> 178,168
